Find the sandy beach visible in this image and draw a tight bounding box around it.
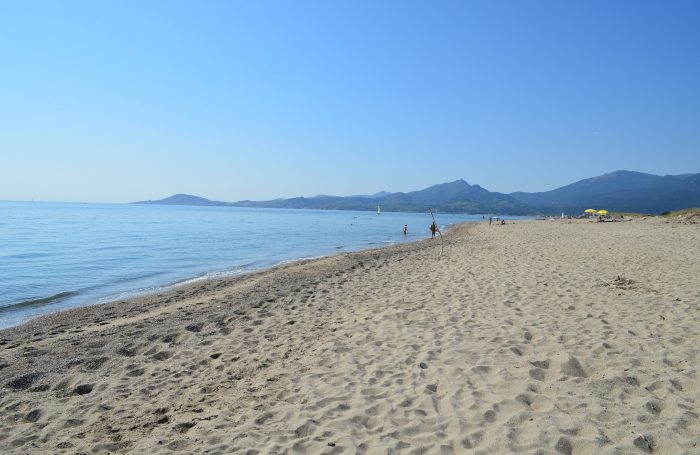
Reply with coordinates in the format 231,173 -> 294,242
1,219 -> 698,454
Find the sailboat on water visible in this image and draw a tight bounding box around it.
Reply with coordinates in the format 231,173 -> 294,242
377,205 -> 381,215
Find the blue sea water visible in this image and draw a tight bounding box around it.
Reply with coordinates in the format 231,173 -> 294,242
0,201 -> 518,329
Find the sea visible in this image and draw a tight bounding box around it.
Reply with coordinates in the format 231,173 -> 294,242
0,201 -> 525,329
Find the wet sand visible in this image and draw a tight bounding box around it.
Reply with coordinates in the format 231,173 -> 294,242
1,219 -> 698,454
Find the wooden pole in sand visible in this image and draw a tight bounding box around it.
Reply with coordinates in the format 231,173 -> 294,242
429,208 -> 444,257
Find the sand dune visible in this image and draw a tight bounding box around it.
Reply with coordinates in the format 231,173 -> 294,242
1,219 -> 698,454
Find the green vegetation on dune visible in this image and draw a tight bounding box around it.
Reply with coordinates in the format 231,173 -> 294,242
661,208 -> 700,217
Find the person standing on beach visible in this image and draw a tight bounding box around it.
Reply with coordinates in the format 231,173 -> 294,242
489,216 -> 492,226
430,221 -> 437,238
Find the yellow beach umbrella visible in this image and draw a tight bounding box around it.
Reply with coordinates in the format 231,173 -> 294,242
584,209 -> 597,214
596,210 -> 609,215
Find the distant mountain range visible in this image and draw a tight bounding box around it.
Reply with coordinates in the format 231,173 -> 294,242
134,170 -> 700,215
510,171 -> 700,214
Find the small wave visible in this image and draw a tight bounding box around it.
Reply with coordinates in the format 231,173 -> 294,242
2,252 -> 50,260
96,286 -> 169,304
0,291 -> 77,314
176,268 -> 247,286
96,268 -> 250,304
276,255 -> 325,266
117,271 -> 168,284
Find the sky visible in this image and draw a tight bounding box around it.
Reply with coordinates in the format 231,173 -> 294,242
1,1 -> 699,203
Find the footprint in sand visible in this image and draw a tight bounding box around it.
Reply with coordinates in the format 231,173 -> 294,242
126,368 -> 145,377
185,323 -> 204,333
72,383 -> 94,395
152,351 -> 172,361
6,372 -> 43,391
529,368 -> 545,381
25,409 -> 42,422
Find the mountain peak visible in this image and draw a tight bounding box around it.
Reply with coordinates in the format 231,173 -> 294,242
135,194 -> 216,206
510,170 -> 700,213
598,170 -> 654,179
424,179 -> 471,190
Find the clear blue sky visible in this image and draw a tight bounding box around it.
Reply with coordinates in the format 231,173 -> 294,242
1,1 -> 699,202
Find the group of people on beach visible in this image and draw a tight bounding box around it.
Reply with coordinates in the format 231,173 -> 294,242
400,222 -> 439,238
488,216 -> 506,226
403,217 -> 508,239
403,217 -> 510,239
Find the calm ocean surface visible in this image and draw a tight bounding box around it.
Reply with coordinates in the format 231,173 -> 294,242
0,202 -> 521,329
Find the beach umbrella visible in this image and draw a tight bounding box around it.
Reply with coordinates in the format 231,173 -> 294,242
596,210 -> 609,215
584,209 -> 597,213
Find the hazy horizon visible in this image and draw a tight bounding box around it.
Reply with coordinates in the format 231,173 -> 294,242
2,169 -> 698,205
2,1 -> 699,203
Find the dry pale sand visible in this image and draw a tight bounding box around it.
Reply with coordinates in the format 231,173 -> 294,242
1,219 -> 699,454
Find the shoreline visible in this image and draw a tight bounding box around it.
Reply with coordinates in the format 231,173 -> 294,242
0,219 -> 463,331
0,221 -> 460,337
1,219 -> 698,454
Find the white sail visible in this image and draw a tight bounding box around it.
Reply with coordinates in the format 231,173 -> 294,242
377,205 -> 381,215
